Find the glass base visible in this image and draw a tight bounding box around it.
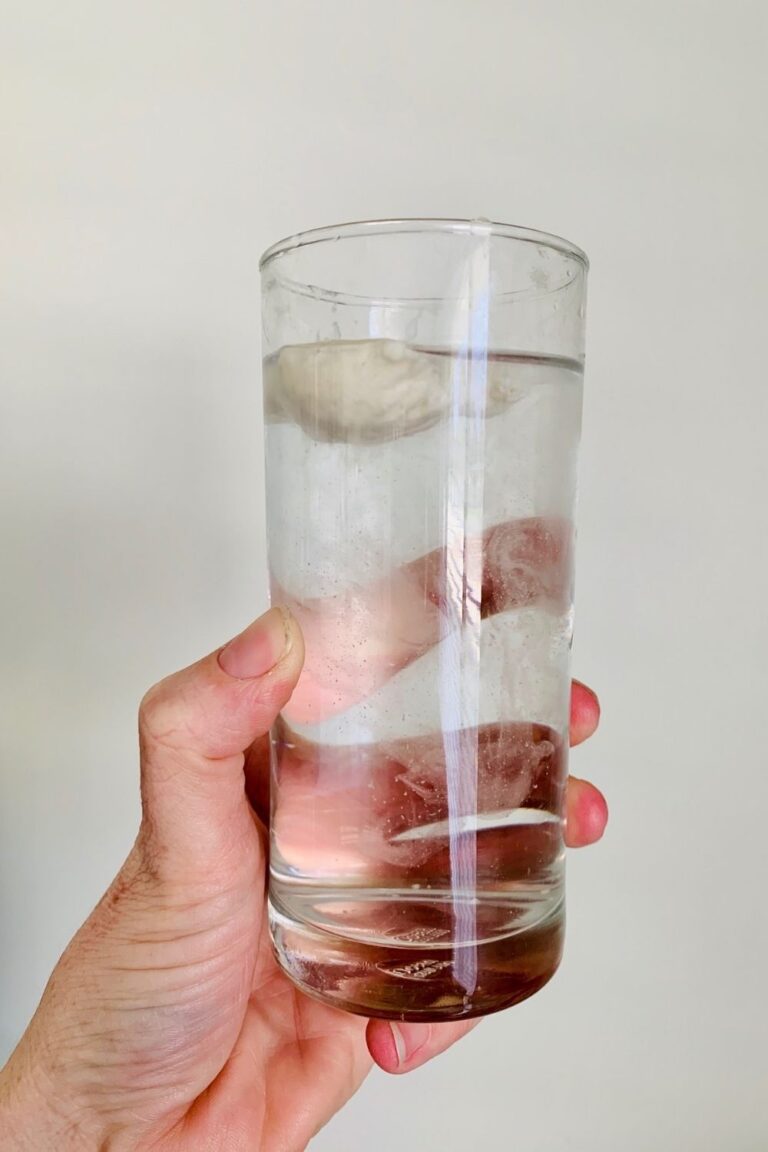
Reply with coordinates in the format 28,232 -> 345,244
269,898 -> 564,1022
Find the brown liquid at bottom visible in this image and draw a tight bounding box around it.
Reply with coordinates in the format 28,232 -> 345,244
270,901 -> 564,1022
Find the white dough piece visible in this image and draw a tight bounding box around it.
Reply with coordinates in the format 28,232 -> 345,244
263,339 -> 522,443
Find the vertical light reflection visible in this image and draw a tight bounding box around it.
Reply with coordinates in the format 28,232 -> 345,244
438,223 -> 490,997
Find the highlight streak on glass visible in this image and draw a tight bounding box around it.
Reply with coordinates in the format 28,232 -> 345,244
438,224 -> 491,995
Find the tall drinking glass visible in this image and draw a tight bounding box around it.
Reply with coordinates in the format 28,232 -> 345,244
260,219 -> 587,1021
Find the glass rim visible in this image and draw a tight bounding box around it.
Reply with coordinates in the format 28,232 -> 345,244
259,217 -> 589,277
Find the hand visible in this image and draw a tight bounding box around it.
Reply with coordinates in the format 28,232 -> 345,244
0,608 -> 606,1152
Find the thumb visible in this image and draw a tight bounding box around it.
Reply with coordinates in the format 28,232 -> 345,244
137,606 -> 303,873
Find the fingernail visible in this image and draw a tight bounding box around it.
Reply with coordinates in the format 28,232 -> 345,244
218,607 -> 291,679
390,1022 -> 430,1067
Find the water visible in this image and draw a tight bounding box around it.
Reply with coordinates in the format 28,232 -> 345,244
263,340 -> 582,1020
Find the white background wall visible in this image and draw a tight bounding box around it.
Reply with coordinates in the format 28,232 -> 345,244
2,2 -> 767,1149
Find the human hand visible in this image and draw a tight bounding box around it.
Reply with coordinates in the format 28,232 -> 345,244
0,608 -> 605,1151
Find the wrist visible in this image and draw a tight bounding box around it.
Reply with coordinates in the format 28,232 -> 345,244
0,1039 -> 98,1151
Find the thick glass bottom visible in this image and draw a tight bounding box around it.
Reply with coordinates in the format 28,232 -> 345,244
269,893 -> 564,1022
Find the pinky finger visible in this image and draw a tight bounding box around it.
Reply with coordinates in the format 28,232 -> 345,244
367,1017 -> 479,1075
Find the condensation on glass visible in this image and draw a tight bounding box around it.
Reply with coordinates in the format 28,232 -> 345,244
260,219 -> 588,1021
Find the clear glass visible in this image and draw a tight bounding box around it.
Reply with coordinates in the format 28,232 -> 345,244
260,218 -> 587,1021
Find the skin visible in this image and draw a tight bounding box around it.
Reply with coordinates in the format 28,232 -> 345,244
0,608 -> 606,1152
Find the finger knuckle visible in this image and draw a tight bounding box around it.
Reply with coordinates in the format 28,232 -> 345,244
138,679 -> 177,747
